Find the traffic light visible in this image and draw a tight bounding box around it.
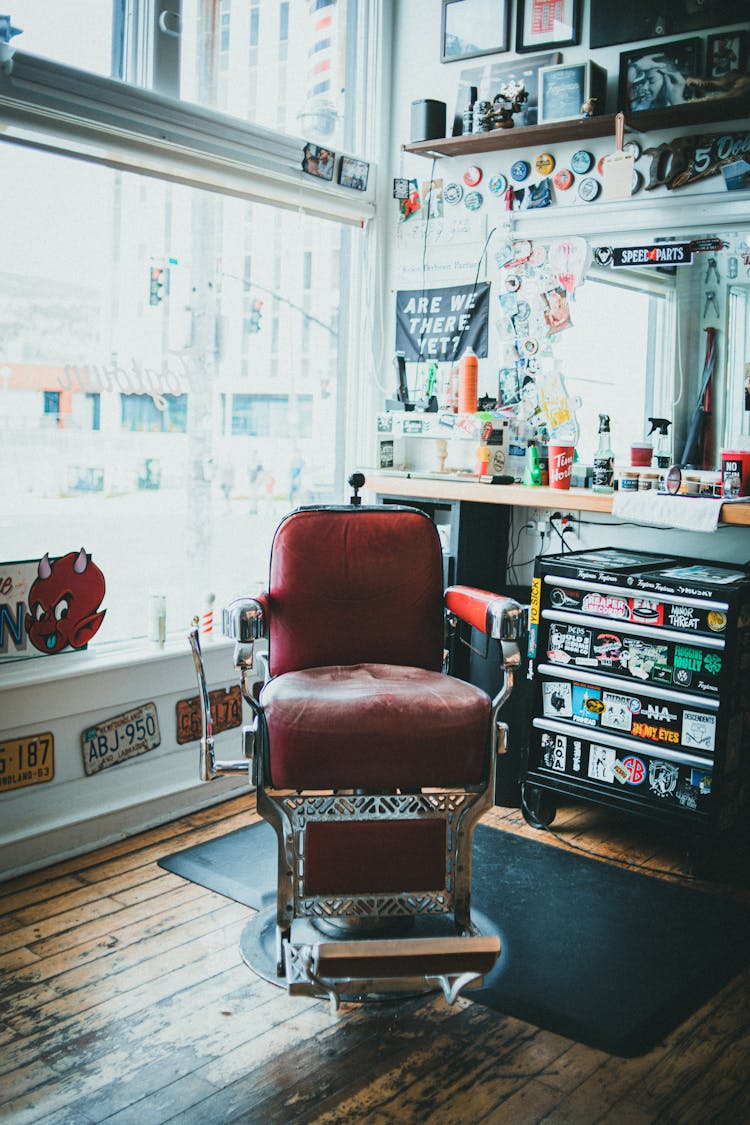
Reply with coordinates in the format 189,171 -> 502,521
149,266 -> 167,306
247,298 -> 263,333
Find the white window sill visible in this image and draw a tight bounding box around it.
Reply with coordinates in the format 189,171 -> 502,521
0,633 -> 234,693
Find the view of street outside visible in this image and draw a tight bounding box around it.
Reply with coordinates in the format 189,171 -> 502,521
1,1 -> 358,655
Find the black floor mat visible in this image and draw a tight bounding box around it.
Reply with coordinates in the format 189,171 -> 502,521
159,819 -> 750,1056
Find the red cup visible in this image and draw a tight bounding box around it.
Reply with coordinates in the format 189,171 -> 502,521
721,449 -> 750,497
630,442 -> 653,467
549,444 -> 574,489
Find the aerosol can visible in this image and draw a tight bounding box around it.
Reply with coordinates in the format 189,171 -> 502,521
648,417 -> 672,469
592,414 -> 615,493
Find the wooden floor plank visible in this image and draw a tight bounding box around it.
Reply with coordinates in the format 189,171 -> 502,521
0,792 -> 748,1124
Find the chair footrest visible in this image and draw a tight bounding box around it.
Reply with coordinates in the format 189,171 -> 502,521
284,934 -> 500,1009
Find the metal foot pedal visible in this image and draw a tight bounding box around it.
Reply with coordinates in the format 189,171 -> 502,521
284,934 -> 500,1012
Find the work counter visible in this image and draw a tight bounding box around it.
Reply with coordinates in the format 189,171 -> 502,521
361,473 -> 750,527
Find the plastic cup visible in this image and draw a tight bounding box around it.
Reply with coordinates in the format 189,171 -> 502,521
630,443 -> 653,467
548,444 -> 575,489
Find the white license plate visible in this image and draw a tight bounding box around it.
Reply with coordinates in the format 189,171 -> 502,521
82,702 -> 161,776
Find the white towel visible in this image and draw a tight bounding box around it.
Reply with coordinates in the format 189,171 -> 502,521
612,491 -> 723,533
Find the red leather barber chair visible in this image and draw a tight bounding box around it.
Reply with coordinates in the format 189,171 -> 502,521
189,486 -> 526,1010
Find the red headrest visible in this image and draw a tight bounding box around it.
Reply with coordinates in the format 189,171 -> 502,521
267,507 -> 444,676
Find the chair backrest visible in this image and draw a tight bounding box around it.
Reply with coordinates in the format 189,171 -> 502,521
267,506 -> 444,676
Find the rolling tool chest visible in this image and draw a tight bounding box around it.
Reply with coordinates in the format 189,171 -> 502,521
523,548 -> 750,858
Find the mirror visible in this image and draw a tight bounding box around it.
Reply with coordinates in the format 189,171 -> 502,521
509,228 -> 750,469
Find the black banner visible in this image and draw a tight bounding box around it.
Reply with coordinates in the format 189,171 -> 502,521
394,282 -> 490,361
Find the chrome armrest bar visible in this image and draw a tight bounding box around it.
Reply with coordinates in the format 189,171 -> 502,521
188,625 -> 255,782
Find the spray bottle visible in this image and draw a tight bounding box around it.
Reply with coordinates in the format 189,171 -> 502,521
522,440 -> 542,487
592,414 -> 615,493
648,417 -> 672,469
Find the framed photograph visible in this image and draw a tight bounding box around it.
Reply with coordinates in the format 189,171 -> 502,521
451,51 -> 562,132
441,0 -> 510,63
539,60 -> 607,123
338,156 -> 369,191
516,0 -> 580,54
619,38 -> 702,113
591,2 -> 744,51
301,142 -> 335,182
706,31 -> 748,79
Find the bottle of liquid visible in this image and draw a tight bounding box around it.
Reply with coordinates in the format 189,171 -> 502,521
592,414 -> 615,493
522,441 -> 542,487
458,347 -> 478,414
648,417 -> 672,469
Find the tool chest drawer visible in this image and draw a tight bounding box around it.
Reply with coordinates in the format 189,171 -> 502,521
523,548 -> 750,849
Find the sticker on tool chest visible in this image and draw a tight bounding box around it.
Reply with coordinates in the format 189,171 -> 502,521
536,729 -> 712,812
546,586 -> 726,635
545,622 -> 722,693
540,677 -> 716,751
542,681 -> 602,726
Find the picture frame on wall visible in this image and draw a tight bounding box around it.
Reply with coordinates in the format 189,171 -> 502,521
618,38 -> 702,114
590,1 -> 745,51
706,31 -> 748,79
338,156 -> 370,191
516,0 -> 580,54
441,0 -> 510,63
451,52 -> 562,132
302,142 -> 335,181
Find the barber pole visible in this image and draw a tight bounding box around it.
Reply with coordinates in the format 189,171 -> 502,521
201,592 -> 216,638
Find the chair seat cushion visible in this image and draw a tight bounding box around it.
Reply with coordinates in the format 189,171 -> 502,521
260,662 -> 491,790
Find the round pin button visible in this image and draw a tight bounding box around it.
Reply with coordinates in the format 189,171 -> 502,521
488,173 -> 508,194
631,169 -> 644,194
444,181 -> 464,205
623,140 -> 642,160
597,155 -> 607,177
464,165 -> 482,187
510,159 -> 530,182
521,337 -> 539,356
571,149 -> 593,174
535,152 -> 555,176
578,177 -> 601,202
553,168 -> 574,190
505,274 -> 521,292
464,190 -> 483,210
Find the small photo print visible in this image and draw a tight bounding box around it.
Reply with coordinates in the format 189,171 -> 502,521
543,286 -> 572,334
339,156 -> 370,191
706,32 -> 747,80
302,142 -> 335,182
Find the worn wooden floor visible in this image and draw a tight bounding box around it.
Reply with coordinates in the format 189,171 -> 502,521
1,793 -> 749,1124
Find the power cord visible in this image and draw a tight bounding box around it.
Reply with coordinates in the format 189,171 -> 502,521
519,790 -> 699,881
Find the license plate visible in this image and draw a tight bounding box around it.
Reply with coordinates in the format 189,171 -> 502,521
82,702 -> 161,776
0,732 -> 55,792
176,685 -> 243,745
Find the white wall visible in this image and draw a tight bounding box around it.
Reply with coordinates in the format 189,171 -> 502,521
377,0 -> 750,579
0,637 -> 251,880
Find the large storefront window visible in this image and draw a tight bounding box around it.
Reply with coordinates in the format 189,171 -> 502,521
0,142 -> 352,646
11,0 -> 352,150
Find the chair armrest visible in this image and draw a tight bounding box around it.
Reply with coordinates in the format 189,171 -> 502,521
223,593 -> 269,643
445,586 -> 527,642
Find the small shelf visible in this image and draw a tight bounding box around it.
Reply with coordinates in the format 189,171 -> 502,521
402,97 -> 750,159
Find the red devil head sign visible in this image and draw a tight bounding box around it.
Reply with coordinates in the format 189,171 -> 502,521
25,548 -> 107,655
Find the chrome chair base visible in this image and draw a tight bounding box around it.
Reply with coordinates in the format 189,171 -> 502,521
239,905 -> 501,1009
